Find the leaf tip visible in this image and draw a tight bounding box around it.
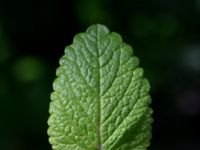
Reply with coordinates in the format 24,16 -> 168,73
86,24 -> 110,35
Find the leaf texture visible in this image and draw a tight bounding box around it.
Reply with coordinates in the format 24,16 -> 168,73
48,24 -> 152,150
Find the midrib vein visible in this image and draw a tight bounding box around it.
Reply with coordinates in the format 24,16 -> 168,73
96,25 -> 102,150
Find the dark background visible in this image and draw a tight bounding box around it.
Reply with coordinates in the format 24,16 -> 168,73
1,0 -> 200,149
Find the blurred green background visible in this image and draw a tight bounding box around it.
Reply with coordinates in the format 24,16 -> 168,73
1,0 -> 200,149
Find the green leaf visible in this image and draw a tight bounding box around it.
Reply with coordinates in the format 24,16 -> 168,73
48,24 -> 152,150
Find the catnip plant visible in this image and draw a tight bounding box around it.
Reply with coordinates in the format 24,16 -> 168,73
48,24 -> 153,150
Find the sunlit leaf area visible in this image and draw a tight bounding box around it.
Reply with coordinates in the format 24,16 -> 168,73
0,0 -> 200,149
